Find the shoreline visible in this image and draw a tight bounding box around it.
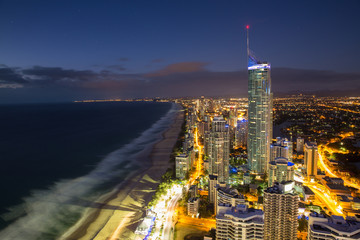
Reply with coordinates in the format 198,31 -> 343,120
61,105 -> 184,240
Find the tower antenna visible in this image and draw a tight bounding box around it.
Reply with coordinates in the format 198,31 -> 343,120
246,25 -> 250,57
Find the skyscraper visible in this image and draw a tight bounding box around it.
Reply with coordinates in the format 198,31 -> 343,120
247,26 -> 273,174
304,142 -> 318,181
264,182 -> 299,240
296,137 -> 304,154
235,119 -> 248,148
209,116 -> 230,183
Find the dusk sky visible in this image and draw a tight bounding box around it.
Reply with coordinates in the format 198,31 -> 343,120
1,0 -> 360,103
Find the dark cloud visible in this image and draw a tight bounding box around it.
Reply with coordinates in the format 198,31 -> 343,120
272,68 -> 360,93
1,62 -> 360,102
0,67 -> 28,84
145,61 -> 209,77
22,66 -> 96,83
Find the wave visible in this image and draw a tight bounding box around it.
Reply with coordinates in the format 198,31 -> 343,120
0,103 -> 179,240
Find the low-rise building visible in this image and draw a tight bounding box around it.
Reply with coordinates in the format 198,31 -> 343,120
324,183 -> 351,198
187,197 -> 200,217
308,213 -> 360,239
304,185 -> 315,203
189,185 -> 198,198
216,204 -> 264,240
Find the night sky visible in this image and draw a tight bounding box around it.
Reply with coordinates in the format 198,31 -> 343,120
1,0 -> 360,103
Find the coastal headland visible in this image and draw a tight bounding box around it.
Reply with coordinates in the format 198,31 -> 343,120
61,106 -> 184,240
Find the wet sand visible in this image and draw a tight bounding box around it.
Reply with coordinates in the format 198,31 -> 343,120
60,108 -> 184,240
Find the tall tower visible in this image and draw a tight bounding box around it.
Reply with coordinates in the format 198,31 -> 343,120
304,142 -> 318,181
209,116 -> 230,183
264,182 -> 299,240
246,26 -> 273,174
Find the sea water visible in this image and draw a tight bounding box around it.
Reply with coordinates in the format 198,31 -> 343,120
0,101 -> 176,239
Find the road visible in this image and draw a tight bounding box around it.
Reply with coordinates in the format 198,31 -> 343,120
318,144 -> 360,190
307,184 -> 343,216
162,192 -> 182,240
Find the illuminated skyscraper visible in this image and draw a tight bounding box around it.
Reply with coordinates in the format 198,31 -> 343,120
304,142 -> 318,181
264,182 -> 299,240
209,116 -> 230,183
235,119 -> 248,148
246,26 -> 273,174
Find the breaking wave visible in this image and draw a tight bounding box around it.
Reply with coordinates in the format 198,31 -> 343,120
0,103 -> 179,240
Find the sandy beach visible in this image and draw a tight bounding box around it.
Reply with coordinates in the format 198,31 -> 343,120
61,107 -> 184,240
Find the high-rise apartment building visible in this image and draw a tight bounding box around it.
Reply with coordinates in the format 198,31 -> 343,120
296,137 -> 304,154
235,119 -> 248,148
209,116 -> 230,183
216,204 -> 264,240
270,137 -> 293,162
175,154 -> 190,179
264,182 -> 299,240
209,175 -> 218,204
304,142 -> 318,181
268,157 -> 295,187
247,27 -> 273,174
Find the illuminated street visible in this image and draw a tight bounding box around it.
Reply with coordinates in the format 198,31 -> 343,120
306,184 -> 344,216
161,192 -> 182,240
318,135 -> 360,190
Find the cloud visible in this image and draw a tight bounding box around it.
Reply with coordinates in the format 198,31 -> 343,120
0,67 -> 28,84
145,61 -> 209,77
21,66 -> 96,83
0,62 -> 360,103
272,68 -> 360,93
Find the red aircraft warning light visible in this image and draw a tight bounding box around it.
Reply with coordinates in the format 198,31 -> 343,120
246,25 -> 250,29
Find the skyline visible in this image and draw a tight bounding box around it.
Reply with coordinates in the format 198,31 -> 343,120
1,0 -> 360,103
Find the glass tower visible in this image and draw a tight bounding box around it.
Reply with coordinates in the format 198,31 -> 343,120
247,29 -> 273,174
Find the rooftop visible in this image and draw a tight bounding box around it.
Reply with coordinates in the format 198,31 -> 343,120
217,204 -> 264,223
310,213 -> 360,237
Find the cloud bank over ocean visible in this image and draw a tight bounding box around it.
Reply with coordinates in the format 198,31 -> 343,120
1,62 -> 360,103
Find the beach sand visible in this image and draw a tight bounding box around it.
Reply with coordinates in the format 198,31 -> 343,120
61,108 -> 184,240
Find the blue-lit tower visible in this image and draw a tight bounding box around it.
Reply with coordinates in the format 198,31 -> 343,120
246,26 -> 273,174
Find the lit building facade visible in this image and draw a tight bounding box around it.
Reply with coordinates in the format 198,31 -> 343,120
175,154 -> 189,179
216,204 -> 264,240
209,116 -> 230,183
268,157 -> 295,187
304,142 -> 318,181
296,137 -> 304,154
247,39 -> 273,174
215,185 -> 246,213
264,182 -> 299,240
235,119 -> 248,148
270,137 -> 293,162
209,175 -> 218,204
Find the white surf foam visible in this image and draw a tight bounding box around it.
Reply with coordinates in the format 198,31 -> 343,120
0,103 -> 179,240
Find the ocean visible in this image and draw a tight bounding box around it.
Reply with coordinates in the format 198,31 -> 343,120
0,101 -> 176,239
